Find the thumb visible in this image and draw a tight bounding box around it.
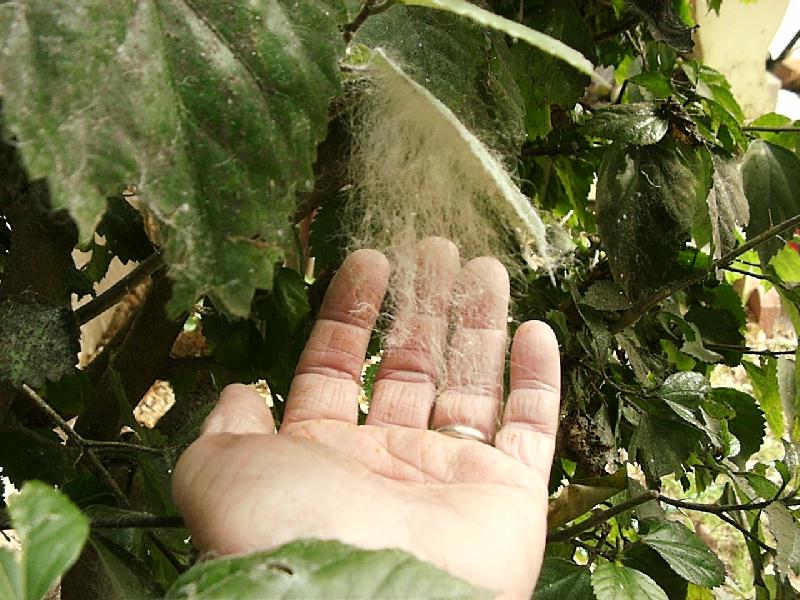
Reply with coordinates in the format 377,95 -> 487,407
200,383 -> 276,436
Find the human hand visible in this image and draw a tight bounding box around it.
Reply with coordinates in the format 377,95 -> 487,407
171,239 -> 561,599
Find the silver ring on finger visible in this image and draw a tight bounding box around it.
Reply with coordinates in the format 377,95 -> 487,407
435,424 -> 489,444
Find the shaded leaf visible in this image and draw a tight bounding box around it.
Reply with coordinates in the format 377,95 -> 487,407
0,429 -> 72,490
583,103 -> 669,146
640,520 -> 725,587
765,503 -> 800,578
707,154 -> 749,258
629,414 -> 703,485
89,533 -> 162,599
96,196 -> 155,263
628,0 -> 694,52
0,293 -> 79,388
742,140 -> 800,266
712,388 -> 766,462
0,0 -> 347,316
402,0 -> 597,79
595,143 -> 705,299
165,539 -> 491,599
744,357 -> 784,439
533,557 -> 595,599
591,561 -> 668,600
1,481 -> 89,600
659,372 -> 708,409
622,544 -> 688,600
581,281 -> 631,311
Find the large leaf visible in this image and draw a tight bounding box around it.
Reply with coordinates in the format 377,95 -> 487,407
590,561 -> 668,600
533,557 -> 595,599
164,539 -> 491,599
659,372 -> 708,409
628,0 -> 694,52
765,503 -> 800,579
401,0 -> 597,79
621,544 -> 688,600
743,357 -> 784,439
508,0 -> 596,140
355,6 -> 525,153
629,414 -> 703,485
0,481 -> 89,600
0,293 -> 79,388
639,520 -> 725,587
707,154 -> 749,258
595,143 -> 706,300
741,140 -> 800,267
0,0 -> 346,316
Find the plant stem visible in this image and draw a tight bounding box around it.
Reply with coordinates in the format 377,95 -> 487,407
342,0 -> 395,44
743,126 -> 800,133
723,265 -> 771,281
74,250 -> 165,325
704,343 -> 796,356
716,512 -> 774,553
547,491 -> 658,542
0,512 -> 185,531
611,213 -> 800,333
21,384 -> 129,506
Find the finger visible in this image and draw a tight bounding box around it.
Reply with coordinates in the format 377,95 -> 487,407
367,238 -> 460,429
282,249 -> 390,427
200,384 -> 275,436
431,257 -> 509,440
495,321 -> 561,484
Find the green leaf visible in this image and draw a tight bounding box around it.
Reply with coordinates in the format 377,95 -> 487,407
164,539 -> 491,599
659,372 -> 709,409
595,143 -> 704,300
89,533 -> 162,599
533,557 -> 595,599
640,520 -> 725,587
743,357 -> 784,439
765,503 -> 800,579
711,388 -> 765,462
2,481 -> 89,600
628,0 -> 694,52
0,0 -> 347,317
580,281 -> 631,311
590,561 -> 668,600
400,0 -> 598,80
621,544 -> 688,600
707,154 -> 749,258
583,103 -> 669,146
628,72 -> 674,98
0,294 -> 80,388
742,140 -> 800,266
355,6 -> 525,153
629,414 -> 703,485
770,245 -> 800,283
747,113 -> 800,154
508,0 -> 596,140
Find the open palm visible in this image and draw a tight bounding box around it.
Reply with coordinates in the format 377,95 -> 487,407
172,239 -> 561,599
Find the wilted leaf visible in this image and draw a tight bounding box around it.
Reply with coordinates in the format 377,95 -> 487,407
533,558 -> 594,599
743,357 -> 784,439
164,539 -> 491,599
583,104 -> 669,146
0,293 -> 79,388
591,561 -> 668,600
548,470 -> 627,529
742,140 -> 800,266
1,481 -> 89,600
640,520 -> 725,587
0,0 -> 347,316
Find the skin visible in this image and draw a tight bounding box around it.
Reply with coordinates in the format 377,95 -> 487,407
171,239 -> 561,599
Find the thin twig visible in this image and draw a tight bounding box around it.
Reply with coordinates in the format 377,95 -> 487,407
704,343 -> 797,356
75,251 -> 165,325
611,213 -> 800,333
743,126 -> 800,133
0,513 -> 185,531
21,384 -> 129,506
716,512 -> 774,553
81,440 -> 167,456
594,16 -> 639,42
771,28 -> 800,64
723,265 -> 772,281
657,495 -> 780,514
547,492 -> 658,542
342,0 -> 395,44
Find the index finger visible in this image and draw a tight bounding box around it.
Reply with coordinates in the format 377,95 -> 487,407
282,249 -> 389,428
